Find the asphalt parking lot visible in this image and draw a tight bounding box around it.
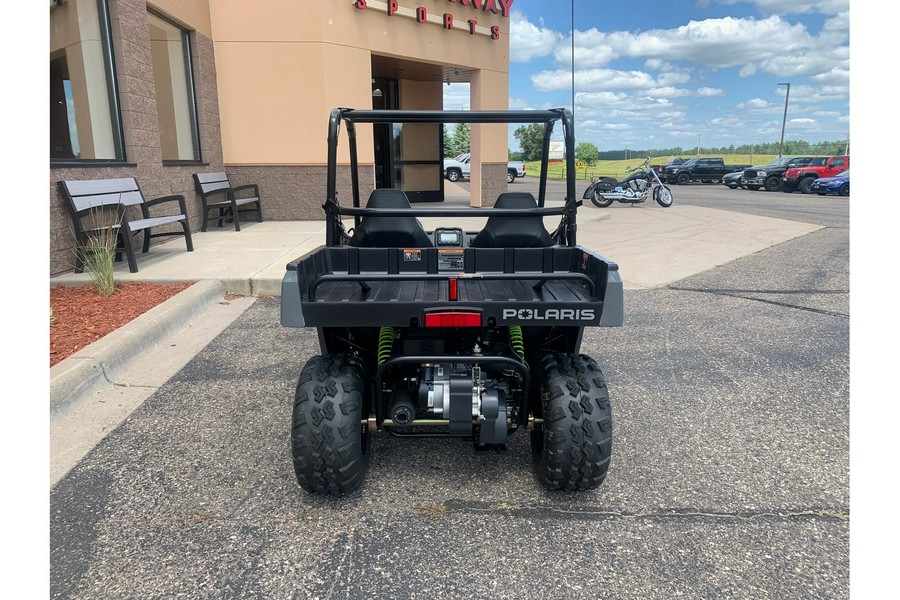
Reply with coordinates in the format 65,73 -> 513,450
50,181 -> 850,599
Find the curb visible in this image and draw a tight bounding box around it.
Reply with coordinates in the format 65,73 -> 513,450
49,279 -> 228,417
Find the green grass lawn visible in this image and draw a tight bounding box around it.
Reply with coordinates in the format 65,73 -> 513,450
525,154 -> 779,181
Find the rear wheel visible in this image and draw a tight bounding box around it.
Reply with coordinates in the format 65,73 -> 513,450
531,353 -> 612,491
291,354 -> 370,495
446,169 -> 461,182
839,183 -> 849,196
507,170 -> 516,184
591,189 -> 615,208
798,177 -> 816,194
654,185 -> 673,207
764,176 -> 782,192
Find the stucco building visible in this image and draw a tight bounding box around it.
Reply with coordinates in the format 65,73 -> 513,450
50,0 -> 513,274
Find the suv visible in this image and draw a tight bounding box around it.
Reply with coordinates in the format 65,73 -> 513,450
740,156 -> 815,192
783,156 -> 850,193
281,108 -> 622,495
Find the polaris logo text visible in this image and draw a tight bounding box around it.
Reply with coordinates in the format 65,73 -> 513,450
502,308 -> 595,321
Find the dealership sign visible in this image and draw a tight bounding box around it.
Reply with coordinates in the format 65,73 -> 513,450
354,0 -> 515,40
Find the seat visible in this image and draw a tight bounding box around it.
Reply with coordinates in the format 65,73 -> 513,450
192,172 -> 263,232
348,188 -> 433,248
59,177 -> 193,273
469,192 -> 554,248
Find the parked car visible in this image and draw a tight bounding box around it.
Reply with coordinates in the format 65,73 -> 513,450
783,155 -> 849,193
721,170 -> 745,189
665,157 -> 752,184
740,156 -> 816,192
809,170 -> 849,196
652,157 -> 685,177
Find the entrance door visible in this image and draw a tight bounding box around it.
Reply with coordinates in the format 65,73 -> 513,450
372,77 -> 444,202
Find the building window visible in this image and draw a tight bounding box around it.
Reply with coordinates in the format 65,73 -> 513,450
50,0 -> 125,161
148,12 -> 200,162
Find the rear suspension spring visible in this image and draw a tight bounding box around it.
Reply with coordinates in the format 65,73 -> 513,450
377,326 -> 396,366
508,326 -> 525,359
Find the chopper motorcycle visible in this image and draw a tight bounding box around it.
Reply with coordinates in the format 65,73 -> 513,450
583,157 -> 673,208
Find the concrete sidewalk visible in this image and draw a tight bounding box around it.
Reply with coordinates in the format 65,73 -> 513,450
49,202 -> 821,294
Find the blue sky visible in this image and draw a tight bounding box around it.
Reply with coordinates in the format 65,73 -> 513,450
444,0 -> 850,152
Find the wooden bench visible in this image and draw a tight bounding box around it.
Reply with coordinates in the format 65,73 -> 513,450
192,172 -> 263,232
59,177 -> 193,273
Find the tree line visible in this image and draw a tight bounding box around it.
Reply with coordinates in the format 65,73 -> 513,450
506,124 -> 849,163
445,123 -> 849,164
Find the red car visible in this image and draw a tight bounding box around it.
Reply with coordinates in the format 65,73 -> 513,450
783,156 -> 849,193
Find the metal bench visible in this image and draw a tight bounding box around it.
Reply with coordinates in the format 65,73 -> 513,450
192,172 -> 263,232
59,177 -> 193,273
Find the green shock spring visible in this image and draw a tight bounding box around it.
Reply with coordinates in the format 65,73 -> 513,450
508,325 -> 525,360
378,326 -> 396,366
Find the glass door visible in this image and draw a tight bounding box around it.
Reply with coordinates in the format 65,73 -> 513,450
372,77 -> 444,202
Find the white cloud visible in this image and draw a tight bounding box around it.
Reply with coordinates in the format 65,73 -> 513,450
647,86 -> 691,99
509,11 -> 562,63
697,87 -> 726,97
533,68 -> 658,93
739,98 -> 773,109
442,83 -> 470,110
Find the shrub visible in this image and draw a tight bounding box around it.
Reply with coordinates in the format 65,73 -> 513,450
74,207 -> 122,296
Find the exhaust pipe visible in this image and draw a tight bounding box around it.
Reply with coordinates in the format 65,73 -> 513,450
389,391 -> 416,427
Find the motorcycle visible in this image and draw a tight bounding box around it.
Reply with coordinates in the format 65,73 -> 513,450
582,157 -> 673,208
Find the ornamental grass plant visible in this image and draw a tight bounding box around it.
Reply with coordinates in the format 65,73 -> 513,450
73,207 -> 123,296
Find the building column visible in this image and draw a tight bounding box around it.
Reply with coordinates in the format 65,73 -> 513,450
469,68 -> 509,207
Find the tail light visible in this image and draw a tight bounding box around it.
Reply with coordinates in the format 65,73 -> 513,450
424,311 -> 482,328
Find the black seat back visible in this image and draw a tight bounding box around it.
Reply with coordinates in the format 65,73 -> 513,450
470,192 -> 553,248
348,188 -> 433,248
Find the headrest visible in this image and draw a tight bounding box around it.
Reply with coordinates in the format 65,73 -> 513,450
494,192 -> 538,209
366,188 -> 412,208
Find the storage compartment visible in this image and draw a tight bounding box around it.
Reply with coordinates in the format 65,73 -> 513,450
283,245 -> 618,327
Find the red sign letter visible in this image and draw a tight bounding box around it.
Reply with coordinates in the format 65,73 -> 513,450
416,6 -> 427,22
387,0 -> 398,15
491,25 -> 500,40
354,0 -> 367,7
497,0 -> 515,18
482,0 -> 499,14
443,13 -> 454,29
468,19 -> 477,34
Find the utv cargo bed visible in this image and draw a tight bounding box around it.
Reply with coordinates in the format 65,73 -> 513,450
281,245 -> 623,328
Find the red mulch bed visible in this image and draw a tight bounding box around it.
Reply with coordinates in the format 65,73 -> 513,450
50,281 -> 194,367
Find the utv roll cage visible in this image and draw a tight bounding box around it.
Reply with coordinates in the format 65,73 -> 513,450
323,108 -> 579,246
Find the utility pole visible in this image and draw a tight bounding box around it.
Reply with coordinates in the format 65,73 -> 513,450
778,82 -> 791,157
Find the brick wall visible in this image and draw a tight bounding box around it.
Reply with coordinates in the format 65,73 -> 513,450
50,0 -> 224,275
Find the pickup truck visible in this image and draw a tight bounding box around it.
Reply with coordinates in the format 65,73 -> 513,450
740,156 -> 816,192
444,153 -> 527,184
782,155 -> 850,193
665,157 -> 752,184
652,157 -> 684,177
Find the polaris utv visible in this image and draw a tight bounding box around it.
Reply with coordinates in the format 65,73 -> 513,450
280,108 -> 623,495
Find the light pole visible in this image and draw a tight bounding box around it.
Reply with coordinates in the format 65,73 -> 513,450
568,1 -> 575,176
778,82 -> 791,157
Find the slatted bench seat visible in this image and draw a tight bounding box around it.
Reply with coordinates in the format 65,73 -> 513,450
192,172 -> 263,232
59,177 -> 193,273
